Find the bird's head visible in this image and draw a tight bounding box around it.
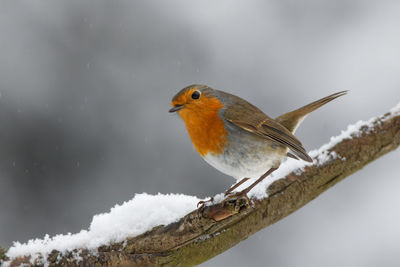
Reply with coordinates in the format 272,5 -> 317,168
169,84 -> 224,121
169,84 -> 228,156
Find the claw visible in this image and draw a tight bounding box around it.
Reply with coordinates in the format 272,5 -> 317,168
222,190 -> 251,209
197,201 -> 204,209
197,197 -> 214,209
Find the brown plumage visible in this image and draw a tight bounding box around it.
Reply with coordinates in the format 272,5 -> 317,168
170,85 -> 347,207
275,91 -> 348,133
224,104 -> 312,162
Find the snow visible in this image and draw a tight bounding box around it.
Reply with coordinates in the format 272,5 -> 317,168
390,101 -> 400,115
5,193 -> 200,265
4,102 -> 399,265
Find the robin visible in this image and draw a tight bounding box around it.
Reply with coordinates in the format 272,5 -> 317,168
169,84 -> 346,206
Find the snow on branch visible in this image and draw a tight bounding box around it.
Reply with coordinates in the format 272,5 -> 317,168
2,102 -> 400,267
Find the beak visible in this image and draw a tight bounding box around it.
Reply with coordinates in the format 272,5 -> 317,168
169,105 -> 184,113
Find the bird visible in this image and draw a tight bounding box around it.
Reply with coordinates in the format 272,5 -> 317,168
169,84 -> 347,206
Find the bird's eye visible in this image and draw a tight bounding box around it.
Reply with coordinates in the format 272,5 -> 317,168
191,91 -> 200,99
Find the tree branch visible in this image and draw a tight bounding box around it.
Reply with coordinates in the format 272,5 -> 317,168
5,107 -> 400,267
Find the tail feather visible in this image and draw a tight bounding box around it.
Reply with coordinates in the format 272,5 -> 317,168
275,91 -> 348,133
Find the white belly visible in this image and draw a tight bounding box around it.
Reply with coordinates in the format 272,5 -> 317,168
203,147 -> 285,180
201,119 -> 288,180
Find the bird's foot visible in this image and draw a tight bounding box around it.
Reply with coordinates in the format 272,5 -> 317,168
198,192 -> 251,221
197,197 -> 214,210
222,190 -> 251,210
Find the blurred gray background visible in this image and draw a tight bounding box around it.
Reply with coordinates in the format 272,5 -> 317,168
0,1 -> 399,266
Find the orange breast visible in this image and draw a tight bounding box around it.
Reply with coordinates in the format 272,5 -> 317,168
178,98 -> 228,157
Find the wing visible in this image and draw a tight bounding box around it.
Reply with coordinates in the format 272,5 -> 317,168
224,99 -> 313,162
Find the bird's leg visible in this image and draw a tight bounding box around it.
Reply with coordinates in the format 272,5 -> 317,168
224,167 -> 278,205
224,177 -> 250,196
197,197 -> 214,209
239,167 -> 278,195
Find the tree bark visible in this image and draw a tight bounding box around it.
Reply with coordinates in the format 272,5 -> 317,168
4,108 -> 400,267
